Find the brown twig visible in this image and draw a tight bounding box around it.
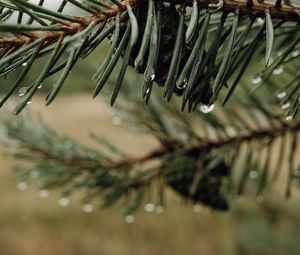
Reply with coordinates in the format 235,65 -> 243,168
106,118 -> 300,170
1,0 -> 300,49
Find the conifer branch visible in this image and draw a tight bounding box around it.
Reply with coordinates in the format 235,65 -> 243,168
0,0 -> 300,113
2,81 -> 300,212
1,0 -> 300,214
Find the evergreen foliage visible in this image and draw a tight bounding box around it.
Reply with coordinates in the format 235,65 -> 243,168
0,0 -> 299,111
1,0 -> 300,213
2,76 -> 300,213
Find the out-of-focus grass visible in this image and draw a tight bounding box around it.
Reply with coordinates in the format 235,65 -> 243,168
0,178 -> 231,255
1,96 -> 300,255
0,96 -> 231,255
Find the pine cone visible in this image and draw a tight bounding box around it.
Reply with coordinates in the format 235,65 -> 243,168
164,152 -> 229,210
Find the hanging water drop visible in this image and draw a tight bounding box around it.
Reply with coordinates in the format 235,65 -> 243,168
286,115 -> 293,121
58,197 -> 69,207
17,181 -> 28,191
26,99 -> 32,105
281,102 -> 291,110
124,215 -> 135,224
19,87 -> 28,97
144,203 -> 155,213
38,189 -> 50,198
249,170 -> 258,180
22,62 -> 27,67
82,204 -> 94,213
225,126 -> 236,137
256,17 -> 264,25
273,66 -> 284,75
111,116 -> 122,126
145,87 -> 150,95
38,84 -> 43,89
176,79 -> 187,90
150,73 -> 155,81
275,91 -> 287,99
199,104 -> 214,114
291,50 -> 300,57
193,204 -> 202,213
251,76 -> 262,85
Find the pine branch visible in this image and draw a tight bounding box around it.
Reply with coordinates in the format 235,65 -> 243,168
103,116 -> 300,170
0,0 -> 300,114
2,81 -> 300,213
1,1 -> 300,214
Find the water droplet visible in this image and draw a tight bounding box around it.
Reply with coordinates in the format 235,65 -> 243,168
256,17 -> 264,25
111,116 -> 122,126
251,76 -> 262,85
273,66 -> 284,75
38,84 -> 43,89
82,204 -> 94,213
144,203 -> 155,213
199,104 -> 214,114
286,115 -> 293,121
281,102 -> 291,110
124,215 -> 135,224
17,181 -> 28,191
38,189 -> 49,198
176,80 -> 187,90
19,87 -> 28,97
225,126 -> 236,137
249,170 -> 258,180
291,50 -> 300,57
155,205 -> 164,214
58,197 -> 69,207
193,204 -> 202,213
150,73 -> 155,81
26,99 -> 32,105
145,88 -> 150,95
275,91 -> 287,99
22,62 -> 27,67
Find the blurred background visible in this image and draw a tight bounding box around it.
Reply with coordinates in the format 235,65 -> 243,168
1,1 -> 300,255
1,95 -> 300,255
2,96 -> 300,255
